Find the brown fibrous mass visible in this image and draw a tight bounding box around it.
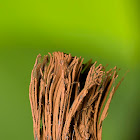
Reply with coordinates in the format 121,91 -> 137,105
29,52 -> 124,140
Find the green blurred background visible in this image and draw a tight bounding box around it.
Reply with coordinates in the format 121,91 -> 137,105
0,0 -> 139,140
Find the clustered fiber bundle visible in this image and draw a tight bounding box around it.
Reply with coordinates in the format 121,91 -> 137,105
29,52 -> 123,140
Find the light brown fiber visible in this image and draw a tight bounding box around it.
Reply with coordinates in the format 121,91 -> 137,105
29,52 -> 124,140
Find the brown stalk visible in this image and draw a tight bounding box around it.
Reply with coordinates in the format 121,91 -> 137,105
29,51 -> 125,140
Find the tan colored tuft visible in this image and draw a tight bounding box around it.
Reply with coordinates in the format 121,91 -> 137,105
29,52 -> 124,140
